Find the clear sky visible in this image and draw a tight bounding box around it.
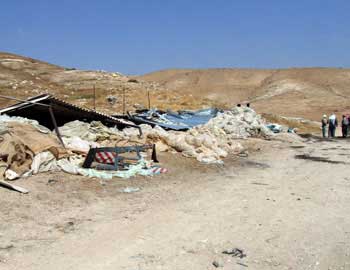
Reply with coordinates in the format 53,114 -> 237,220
1,0 -> 350,74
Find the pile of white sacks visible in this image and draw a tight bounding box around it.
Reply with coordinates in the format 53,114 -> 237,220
56,107 -> 272,164
121,107 -> 273,164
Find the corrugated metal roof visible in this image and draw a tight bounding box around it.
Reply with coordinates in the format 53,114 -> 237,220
0,94 -> 137,129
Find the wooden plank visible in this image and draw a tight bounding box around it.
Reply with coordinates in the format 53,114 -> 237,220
0,180 -> 29,194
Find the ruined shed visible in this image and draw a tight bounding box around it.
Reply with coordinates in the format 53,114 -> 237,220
0,94 -> 137,130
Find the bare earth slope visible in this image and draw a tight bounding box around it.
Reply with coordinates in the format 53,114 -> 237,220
0,52 -> 212,114
139,68 -> 350,120
1,51 -> 350,120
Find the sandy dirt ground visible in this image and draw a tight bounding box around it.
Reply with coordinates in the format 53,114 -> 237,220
1,136 -> 350,270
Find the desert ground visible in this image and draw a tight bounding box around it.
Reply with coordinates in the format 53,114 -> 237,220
1,135 -> 350,270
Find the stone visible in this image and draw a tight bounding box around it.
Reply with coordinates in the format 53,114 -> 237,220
212,260 -> 222,268
106,95 -> 117,105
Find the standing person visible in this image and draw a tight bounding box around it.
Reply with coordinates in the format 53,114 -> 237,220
328,113 -> 338,138
341,115 -> 349,138
321,114 -> 328,138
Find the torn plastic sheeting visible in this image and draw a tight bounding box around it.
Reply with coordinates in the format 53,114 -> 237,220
129,108 -> 219,131
77,160 -> 154,179
30,151 -> 60,174
0,114 -> 51,134
58,158 -> 163,180
8,150 -> 165,180
58,120 -> 123,142
62,136 -> 99,153
266,123 -> 283,133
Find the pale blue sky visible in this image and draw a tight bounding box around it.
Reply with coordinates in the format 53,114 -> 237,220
1,0 -> 349,74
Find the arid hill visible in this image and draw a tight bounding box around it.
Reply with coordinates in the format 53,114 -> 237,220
1,52 -> 349,121
0,52 -> 213,114
139,68 -> 350,120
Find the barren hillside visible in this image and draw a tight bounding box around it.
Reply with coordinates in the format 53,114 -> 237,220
139,68 -> 350,120
0,52 -> 216,114
1,52 -> 350,121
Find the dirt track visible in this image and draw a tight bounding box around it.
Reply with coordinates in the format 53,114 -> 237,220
1,137 -> 350,270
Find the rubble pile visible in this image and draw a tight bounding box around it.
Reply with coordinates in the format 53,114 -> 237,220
203,107 -> 272,139
0,117 -> 68,180
121,107 -> 272,163
0,106 -> 274,186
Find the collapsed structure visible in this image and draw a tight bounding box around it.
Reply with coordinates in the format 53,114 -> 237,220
0,94 -> 139,130
0,94 -> 278,192
121,107 -> 272,163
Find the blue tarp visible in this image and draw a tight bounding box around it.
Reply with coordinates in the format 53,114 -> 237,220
129,108 -> 219,130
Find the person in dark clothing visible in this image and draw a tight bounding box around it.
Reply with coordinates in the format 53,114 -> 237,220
328,113 -> 338,138
342,115 -> 349,138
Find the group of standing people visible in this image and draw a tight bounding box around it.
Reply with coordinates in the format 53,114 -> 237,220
321,113 -> 350,138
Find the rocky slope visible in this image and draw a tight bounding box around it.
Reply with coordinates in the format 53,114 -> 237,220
0,52 -> 215,114
1,51 -> 350,121
139,68 -> 350,120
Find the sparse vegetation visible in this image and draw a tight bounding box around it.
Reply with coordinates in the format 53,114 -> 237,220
127,78 -> 139,83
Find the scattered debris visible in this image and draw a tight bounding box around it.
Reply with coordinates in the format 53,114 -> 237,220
128,108 -> 219,131
47,179 -> 58,185
0,244 -> 14,251
290,145 -> 305,149
106,95 -> 117,105
238,151 -> 249,157
124,107 -> 272,164
0,105 -> 280,182
212,260 -> 222,268
266,123 -> 283,133
0,119 -> 68,179
295,154 -> 347,164
0,180 -> 29,193
121,187 -> 141,193
240,160 -> 270,169
60,221 -> 75,233
251,182 -> 269,186
82,144 -> 157,170
222,248 -> 247,259
237,262 -> 248,267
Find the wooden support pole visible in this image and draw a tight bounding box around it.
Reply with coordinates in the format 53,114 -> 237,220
93,84 -> 96,110
0,180 -> 29,193
49,105 -> 65,148
122,88 -> 126,115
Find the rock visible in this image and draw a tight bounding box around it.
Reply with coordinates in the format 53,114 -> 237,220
121,187 -> 141,193
62,221 -> 75,233
133,103 -> 146,110
212,260 -> 222,268
106,95 -> 117,105
47,179 -> 58,185
127,78 -> 139,83
238,151 -> 249,157
0,244 -> 14,251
